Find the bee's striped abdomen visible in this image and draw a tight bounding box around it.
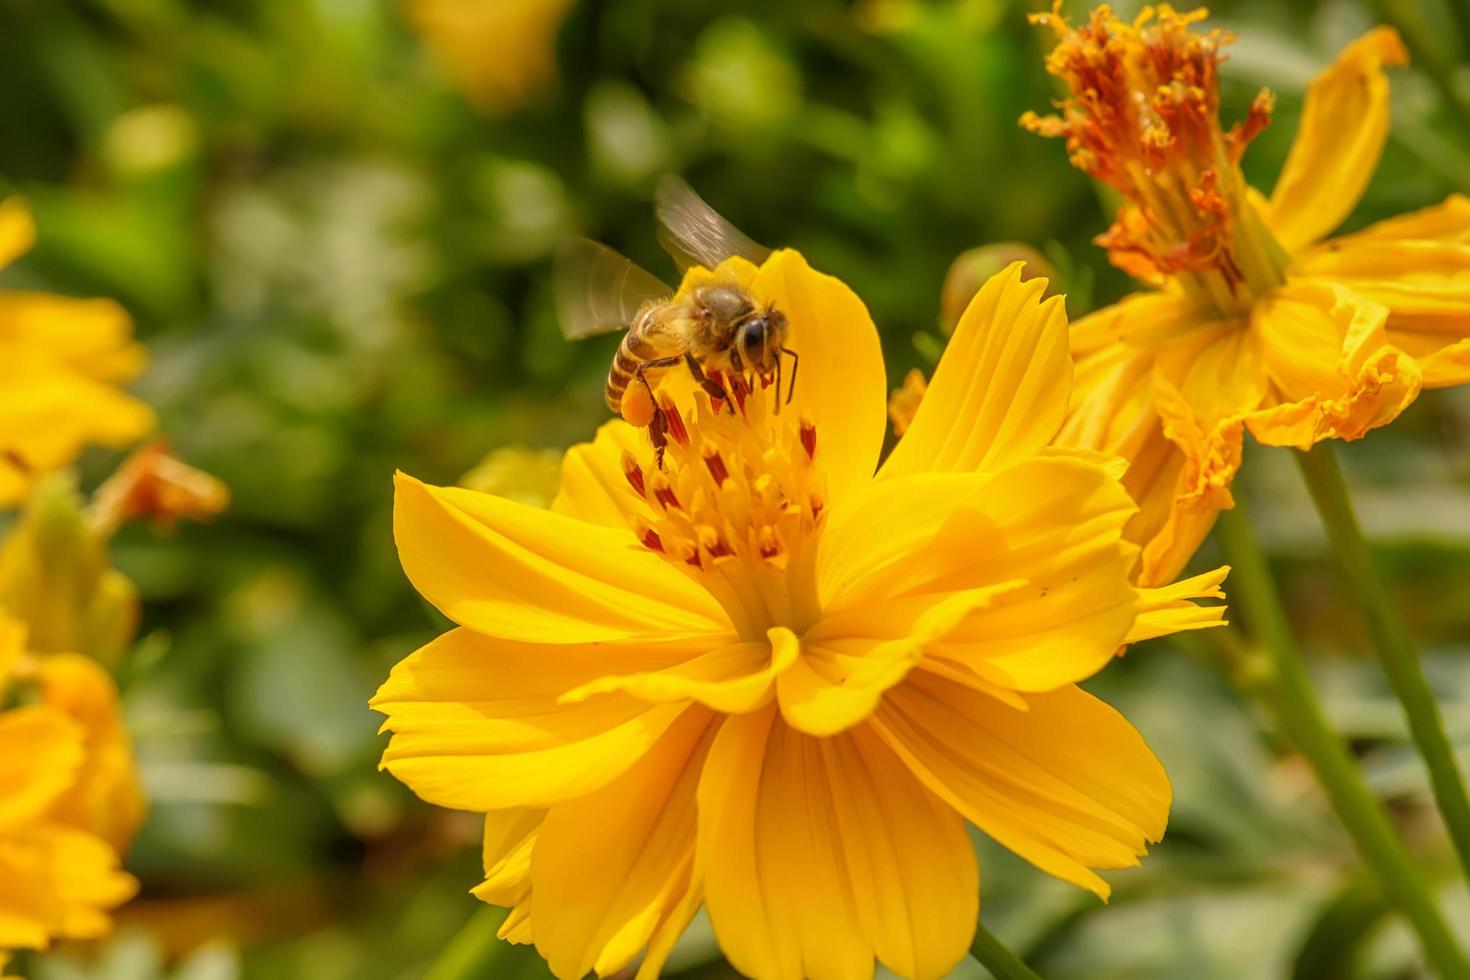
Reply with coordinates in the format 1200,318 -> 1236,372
605,325 -> 662,414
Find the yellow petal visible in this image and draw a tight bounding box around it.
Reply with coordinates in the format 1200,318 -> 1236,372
560,629 -> 798,715
882,263 -> 1070,479
393,472 -> 730,642
782,587 -> 1022,737
750,250 -> 888,503
1134,320 -> 1264,585
1265,27 -> 1408,252
817,471 -> 996,611
633,867 -> 705,980
472,808 -> 545,906
1388,334 -> 1470,388
1154,317 -> 1268,426
39,824 -> 138,940
1296,240 -> 1470,327
530,707 -> 715,979
0,823 -> 137,948
833,457 -> 1138,692
1068,289 -> 1206,355
551,419 -> 650,528
499,901 -> 534,944
37,655 -> 147,851
699,706 -> 978,980
0,706 -> 83,831
0,293 -> 146,382
874,672 -> 1169,899
1322,193 -> 1470,245
1058,340 -> 1228,590
1059,337 -> 1227,589
0,370 -> 155,499
1246,280 -> 1421,448
0,199 -> 36,270
373,627 -> 721,810
1128,566 -> 1230,643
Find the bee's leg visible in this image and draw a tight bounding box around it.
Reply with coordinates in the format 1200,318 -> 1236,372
780,347 -> 799,404
636,358 -> 682,468
649,409 -> 668,469
772,355 -> 782,415
682,353 -> 732,413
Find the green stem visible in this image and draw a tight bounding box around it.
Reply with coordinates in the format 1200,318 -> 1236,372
1216,503 -> 1470,977
1295,442 -> 1470,883
970,920 -> 1042,980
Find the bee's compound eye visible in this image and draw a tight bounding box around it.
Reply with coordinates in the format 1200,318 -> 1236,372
739,318 -> 769,357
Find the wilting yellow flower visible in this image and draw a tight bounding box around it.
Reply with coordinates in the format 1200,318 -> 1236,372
0,198 -> 154,508
0,617 -> 138,954
406,0 -> 577,113
1025,6 -> 1469,587
89,441 -> 231,536
374,254 -> 1226,979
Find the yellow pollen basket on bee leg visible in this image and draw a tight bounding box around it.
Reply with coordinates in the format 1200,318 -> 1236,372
619,384 -> 658,428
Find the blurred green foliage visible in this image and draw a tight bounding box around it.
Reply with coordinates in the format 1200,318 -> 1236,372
1,0 -> 1469,976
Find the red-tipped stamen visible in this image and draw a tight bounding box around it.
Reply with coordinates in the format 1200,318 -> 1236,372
658,393 -> 690,446
702,442 -> 730,485
799,417 -> 817,460
621,451 -> 646,497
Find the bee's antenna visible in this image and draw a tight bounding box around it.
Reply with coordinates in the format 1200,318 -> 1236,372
782,347 -> 799,405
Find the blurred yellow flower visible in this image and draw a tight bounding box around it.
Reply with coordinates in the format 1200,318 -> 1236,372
457,446 -> 564,507
887,366 -> 927,435
374,255 -> 1226,979
0,475 -> 140,666
33,654 -> 148,853
0,617 -> 138,955
0,448 -> 226,667
0,198 -> 154,508
1025,6 -> 1470,587
406,0 -> 577,113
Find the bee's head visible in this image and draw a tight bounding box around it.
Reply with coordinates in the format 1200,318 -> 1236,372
735,308 -> 787,375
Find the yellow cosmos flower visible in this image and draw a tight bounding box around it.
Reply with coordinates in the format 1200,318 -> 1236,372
1025,5 -> 1470,587
374,253 -> 1227,979
0,198 -> 155,508
0,617 -> 138,955
406,0 -> 577,113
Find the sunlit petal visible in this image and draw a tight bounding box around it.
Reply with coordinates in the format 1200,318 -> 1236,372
1265,28 -> 1408,251
874,673 -> 1169,899
882,263 -> 1070,479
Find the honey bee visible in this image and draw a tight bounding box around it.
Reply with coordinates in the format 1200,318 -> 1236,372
555,177 -> 798,458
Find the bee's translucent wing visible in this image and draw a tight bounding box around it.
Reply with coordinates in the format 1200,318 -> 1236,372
553,237 -> 672,341
655,174 -> 772,274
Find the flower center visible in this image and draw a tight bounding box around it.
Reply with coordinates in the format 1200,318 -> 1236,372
620,375 -> 826,638
1023,3 -> 1291,317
